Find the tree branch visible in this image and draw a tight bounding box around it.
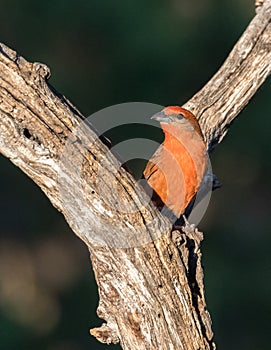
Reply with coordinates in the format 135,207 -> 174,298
184,0 -> 271,150
0,1 -> 270,349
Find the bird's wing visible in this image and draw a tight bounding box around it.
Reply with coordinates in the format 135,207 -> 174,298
143,146 -> 164,180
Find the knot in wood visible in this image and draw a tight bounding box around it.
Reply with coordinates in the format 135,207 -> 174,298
32,62 -> 51,80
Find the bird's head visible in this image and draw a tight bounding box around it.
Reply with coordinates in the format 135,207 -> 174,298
151,106 -> 204,139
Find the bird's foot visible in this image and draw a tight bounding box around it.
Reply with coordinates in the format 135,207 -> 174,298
172,215 -> 195,233
181,215 -> 196,234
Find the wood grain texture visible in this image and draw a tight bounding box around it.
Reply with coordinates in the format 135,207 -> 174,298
0,42 -> 212,349
184,0 -> 271,150
0,1 -> 271,349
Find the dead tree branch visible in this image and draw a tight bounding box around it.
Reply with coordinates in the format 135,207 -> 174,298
0,1 -> 270,349
184,0 -> 271,150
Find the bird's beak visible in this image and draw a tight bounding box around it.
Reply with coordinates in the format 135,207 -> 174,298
151,111 -> 170,123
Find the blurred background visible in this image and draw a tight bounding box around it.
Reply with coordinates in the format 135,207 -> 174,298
0,0 -> 271,349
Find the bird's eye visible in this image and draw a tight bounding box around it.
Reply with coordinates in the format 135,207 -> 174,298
177,113 -> 184,119
168,113 -> 184,122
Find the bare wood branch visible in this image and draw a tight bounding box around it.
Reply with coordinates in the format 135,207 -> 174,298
184,0 -> 271,150
0,42 -> 211,349
0,1 -> 270,349
255,0 -> 266,12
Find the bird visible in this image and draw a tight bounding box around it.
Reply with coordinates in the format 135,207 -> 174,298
143,106 -> 208,222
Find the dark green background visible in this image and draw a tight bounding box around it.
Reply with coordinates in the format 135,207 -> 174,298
1,1 -> 271,349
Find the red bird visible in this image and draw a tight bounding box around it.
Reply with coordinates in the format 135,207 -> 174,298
143,106 -> 208,220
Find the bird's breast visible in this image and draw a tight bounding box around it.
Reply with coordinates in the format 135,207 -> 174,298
144,129 -> 207,217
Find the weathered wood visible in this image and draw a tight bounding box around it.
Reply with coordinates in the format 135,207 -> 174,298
0,1 -> 270,349
0,41 -> 212,350
184,0 -> 271,150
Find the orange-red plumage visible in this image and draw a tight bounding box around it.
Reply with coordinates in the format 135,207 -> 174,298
143,106 -> 207,218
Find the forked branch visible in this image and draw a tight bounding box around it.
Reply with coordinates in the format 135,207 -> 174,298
0,1 -> 270,349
